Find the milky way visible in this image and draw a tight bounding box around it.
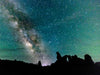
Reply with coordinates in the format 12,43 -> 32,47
0,0 -> 52,66
0,0 -> 100,65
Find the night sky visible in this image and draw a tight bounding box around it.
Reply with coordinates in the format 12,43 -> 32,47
0,0 -> 100,66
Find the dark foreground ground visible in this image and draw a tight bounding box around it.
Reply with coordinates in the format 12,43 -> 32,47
0,52 -> 100,75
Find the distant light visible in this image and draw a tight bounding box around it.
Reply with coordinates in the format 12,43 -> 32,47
42,61 -> 51,66
42,63 -> 48,66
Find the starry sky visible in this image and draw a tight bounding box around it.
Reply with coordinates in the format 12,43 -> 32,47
0,0 -> 100,65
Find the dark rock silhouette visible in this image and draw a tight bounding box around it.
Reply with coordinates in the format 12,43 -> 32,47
0,52 -> 100,75
85,54 -> 94,65
56,52 -> 62,60
38,61 -> 42,67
